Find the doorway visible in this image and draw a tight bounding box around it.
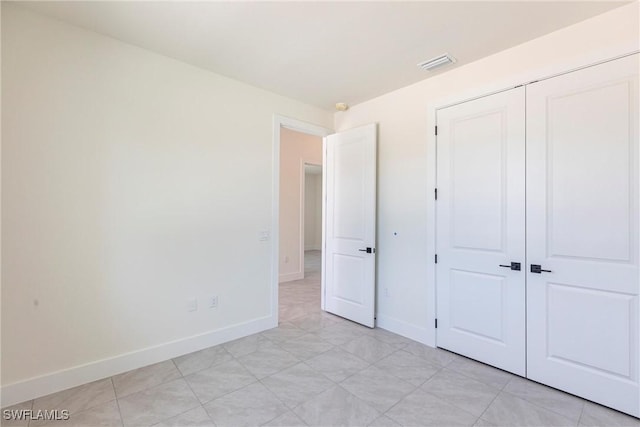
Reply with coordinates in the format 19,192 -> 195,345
272,117 -> 378,329
275,119 -> 329,323
303,163 -> 323,286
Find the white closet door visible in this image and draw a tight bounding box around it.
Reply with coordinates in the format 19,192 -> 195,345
527,54 -> 639,416
436,87 -> 526,375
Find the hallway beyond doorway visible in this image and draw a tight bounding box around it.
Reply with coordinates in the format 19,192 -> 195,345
280,250 -> 321,322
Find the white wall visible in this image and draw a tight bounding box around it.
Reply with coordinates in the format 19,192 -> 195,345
335,2 -> 639,345
1,4 -> 332,405
279,128 -> 322,281
304,173 -> 322,251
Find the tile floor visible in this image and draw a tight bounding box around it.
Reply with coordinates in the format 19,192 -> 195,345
3,250 -> 640,426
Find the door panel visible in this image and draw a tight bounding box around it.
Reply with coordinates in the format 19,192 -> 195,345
333,139 -> 367,240
332,254 -> 365,303
449,269 -> 506,343
451,111 -> 506,252
324,123 -> 377,327
436,87 -> 526,376
526,54 -> 639,416
546,79 -> 632,262
546,283 -> 634,377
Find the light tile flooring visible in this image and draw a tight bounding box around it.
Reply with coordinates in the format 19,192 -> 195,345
4,250 -> 640,426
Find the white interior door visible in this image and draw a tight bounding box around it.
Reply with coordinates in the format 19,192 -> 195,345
436,87 -> 526,376
527,55 -> 639,416
323,123 -> 377,327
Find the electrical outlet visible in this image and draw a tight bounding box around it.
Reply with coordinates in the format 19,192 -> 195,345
186,297 -> 197,312
209,296 -> 218,308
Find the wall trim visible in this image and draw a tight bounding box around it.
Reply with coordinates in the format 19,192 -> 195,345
278,271 -> 304,283
1,315 -> 276,408
376,314 -> 432,346
320,137 -> 327,311
298,159 -> 307,280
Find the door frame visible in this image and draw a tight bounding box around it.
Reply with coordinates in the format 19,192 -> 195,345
272,115 -> 332,325
426,49 -> 639,349
301,161 -> 323,255
301,161 -> 323,288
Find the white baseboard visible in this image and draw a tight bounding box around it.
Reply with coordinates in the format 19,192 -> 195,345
375,313 -> 435,347
1,315 -> 276,408
279,271 -> 303,283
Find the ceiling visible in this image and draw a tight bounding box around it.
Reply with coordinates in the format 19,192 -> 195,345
15,1 -> 627,110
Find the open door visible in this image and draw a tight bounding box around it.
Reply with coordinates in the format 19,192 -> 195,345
323,123 -> 377,327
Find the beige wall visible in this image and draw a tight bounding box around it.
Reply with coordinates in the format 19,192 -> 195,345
335,2 -> 639,343
304,173 -> 322,251
1,3 -> 332,400
279,128 -> 322,281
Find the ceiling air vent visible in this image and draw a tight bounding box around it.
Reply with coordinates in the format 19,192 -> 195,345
417,53 -> 456,71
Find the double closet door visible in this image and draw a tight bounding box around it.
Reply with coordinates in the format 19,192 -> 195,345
436,54 -> 639,416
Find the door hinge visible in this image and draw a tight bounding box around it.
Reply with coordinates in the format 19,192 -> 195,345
434,126 -> 438,136
435,254 -> 438,264
434,188 -> 438,200
435,318 -> 438,329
